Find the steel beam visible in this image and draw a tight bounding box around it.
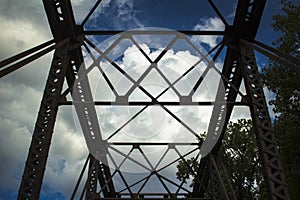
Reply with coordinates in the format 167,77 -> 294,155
0,39 -> 54,69
69,47 -> 116,198
208,154 -> 229,200
240,42 -> 290,200
59,101 -> 248,106
84,30 -> 226,36
18,0 -> 79,199
0,40 -> 67,78
17,41 -> 71,200
242,39 -> 300,73
18,0 -> 115,199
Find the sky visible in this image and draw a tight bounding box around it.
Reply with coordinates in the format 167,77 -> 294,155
0,0 -> 286,199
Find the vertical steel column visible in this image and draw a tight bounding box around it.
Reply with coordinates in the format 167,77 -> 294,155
193,45 -> 243,199
85,157 -> 114,199
86,156 -> 101,199
208,154 -> 229,200
69,48 -> 115,199
18,43 -> 70,199
239,42 -> 290,200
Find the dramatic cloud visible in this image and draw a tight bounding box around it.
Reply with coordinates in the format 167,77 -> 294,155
0,118 -> 31,191
192,17 -> 225,48
0,1 -> 87,198
71,0 -> 113,24
43,117 -> 88,197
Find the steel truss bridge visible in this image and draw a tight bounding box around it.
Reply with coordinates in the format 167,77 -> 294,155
1,0 -> 300,200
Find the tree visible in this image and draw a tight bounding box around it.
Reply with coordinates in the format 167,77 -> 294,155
176,119 -> 265,199
262,1 -> 300,199
220,119 -> 264,199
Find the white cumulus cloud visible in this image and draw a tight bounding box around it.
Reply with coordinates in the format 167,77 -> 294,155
192,17 -> 225,48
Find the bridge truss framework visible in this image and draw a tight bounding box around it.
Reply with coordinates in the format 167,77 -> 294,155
1,0 -> 300,200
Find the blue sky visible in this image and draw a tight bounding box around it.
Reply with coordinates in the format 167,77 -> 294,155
0,0 -> 288,199
84,1 -> 234,29
78,0 -> 283,44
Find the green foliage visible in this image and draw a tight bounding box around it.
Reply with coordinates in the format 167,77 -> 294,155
175,157 -> 199,186
263,0 -> 300,116
262,1 -> 300,199
176,119 -> 265,199
271,0 -> 300,58
220,119 -> 264,199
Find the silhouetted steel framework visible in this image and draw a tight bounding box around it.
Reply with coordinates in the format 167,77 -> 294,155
1,0 -> 300,200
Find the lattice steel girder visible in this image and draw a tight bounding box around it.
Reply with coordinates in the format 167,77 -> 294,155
19,0 -> 113,199
18,42 -> 71,200
11,0 -> 295,199
86,156 -> 102,199
42,0 -> 78,42
17,1 -> 78,199
208,154 -> 229,200
192,156 -> 210,197
207,0 -> 268,147
192,46 -> 243,198
193,0 -> 266,196
239,42 -> 290,200
241,39 -> 300,73
68,47 -> 116,198
232,0 -> 266,39
44,0 -> 116,197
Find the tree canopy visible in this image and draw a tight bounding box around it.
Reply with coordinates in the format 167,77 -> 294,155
176,119 -> 265,199
262,1 -> 300,198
